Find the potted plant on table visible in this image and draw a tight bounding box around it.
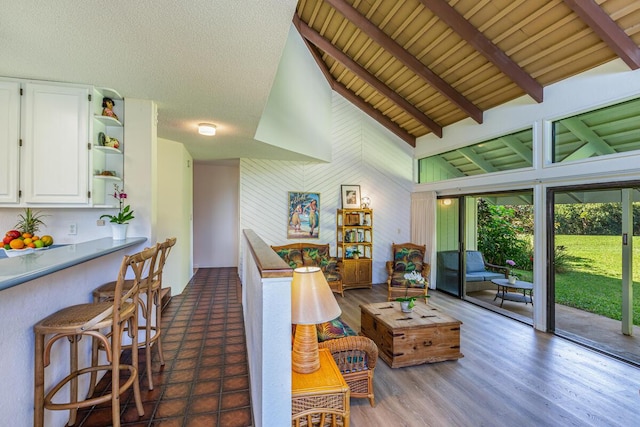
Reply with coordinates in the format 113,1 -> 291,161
100,184 -> 134,240
396,270 -> 430,312
506,259 -> 518,284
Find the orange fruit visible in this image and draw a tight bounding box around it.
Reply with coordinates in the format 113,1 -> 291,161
27,242 -> 35,248
10,239 -> 25,249
32,235 -> 40,241
22,232 -> 32,239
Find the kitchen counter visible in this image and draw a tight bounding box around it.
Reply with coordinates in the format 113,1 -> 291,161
0,237 -> 147,291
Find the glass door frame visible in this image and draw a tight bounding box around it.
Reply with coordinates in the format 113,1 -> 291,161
546,180 -> 640,335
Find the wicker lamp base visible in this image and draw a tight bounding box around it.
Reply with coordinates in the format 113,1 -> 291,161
292,324 -> 320,374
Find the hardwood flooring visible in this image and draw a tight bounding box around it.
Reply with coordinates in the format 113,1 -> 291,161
340,284 -> 640,427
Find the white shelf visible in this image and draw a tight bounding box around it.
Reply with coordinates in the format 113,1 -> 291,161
94,115 -> 123,127
93,145 -> 122,155
93,175 -> 122,181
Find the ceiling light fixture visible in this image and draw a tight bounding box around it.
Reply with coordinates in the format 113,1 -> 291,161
198,123 -> 216,136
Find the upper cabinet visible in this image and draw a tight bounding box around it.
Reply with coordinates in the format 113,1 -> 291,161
0,80 -> 20,203
21,82 -> 91,204
91,87 -> 124,207
0,77 -> 126,207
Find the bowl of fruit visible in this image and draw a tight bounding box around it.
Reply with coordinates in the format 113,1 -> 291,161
2,209 -> 54,257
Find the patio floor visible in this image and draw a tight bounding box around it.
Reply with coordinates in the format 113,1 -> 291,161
466,289 -> 640,367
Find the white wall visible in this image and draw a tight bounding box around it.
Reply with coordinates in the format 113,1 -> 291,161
241,93 -> 415,284
255,25 -> 333,162
193,162 -> 239,268
157,138 -> 194,294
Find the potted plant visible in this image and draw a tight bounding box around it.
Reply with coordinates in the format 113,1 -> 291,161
506,259 -> 517,284
396,271 -> 429,312
100,184 -> 135,240
352,249 -> 362,259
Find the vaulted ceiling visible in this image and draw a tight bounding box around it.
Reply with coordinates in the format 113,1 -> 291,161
294,0 -> 640,146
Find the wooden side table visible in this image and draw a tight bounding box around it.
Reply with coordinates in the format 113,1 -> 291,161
292,348 -> 350,427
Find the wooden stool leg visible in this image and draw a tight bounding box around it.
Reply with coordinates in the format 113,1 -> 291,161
145,290 -> 155,390
155,290 -> 165,367
68,335 -> 79,426
34,332 -> 45,427
130,312 -> 144,416
87,295 -> 101,398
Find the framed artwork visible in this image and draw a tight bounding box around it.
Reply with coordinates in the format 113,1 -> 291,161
341,185 -> 361,209
288,192 -> 320,239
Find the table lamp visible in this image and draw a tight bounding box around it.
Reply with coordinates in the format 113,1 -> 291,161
291,266 -> 342,374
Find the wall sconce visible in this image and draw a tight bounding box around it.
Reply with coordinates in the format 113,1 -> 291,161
198,123 -> 217,136
442,198 -> 452,206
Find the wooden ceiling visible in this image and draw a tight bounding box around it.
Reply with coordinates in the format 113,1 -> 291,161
294,0 -> 640,146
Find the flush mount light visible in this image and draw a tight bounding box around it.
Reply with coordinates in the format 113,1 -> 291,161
198,123 -> 216,136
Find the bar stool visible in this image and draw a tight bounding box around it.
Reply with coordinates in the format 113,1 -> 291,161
90,237 -> 176,391
34,245 -> 157,427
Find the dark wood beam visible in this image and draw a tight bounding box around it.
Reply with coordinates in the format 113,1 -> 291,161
298,31 -> 416,146
420,0 -> 544,103
563,0 -> 640,69
325,0 -> 483,124
293,15 -> 442,138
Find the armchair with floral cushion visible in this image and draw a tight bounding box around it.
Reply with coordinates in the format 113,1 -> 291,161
293,318 -> 378,407
386,242 -> 430,302
271,243 -> 344,296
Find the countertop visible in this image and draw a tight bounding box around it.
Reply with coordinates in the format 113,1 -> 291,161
0,237 -> 147,291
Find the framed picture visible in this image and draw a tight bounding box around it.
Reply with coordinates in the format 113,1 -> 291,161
288,192 -> 320,239
341,185 -> 361,209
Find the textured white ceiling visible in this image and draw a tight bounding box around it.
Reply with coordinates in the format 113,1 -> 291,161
0,0 -> 301,162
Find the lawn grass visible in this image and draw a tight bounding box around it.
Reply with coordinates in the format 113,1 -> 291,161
514,235 -> 640,325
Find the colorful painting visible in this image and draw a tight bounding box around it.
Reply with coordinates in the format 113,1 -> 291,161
288,192 -> 320,239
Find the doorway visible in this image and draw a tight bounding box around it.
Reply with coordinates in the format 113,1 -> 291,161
436,191 -> 535,324
550,184 -> 640,365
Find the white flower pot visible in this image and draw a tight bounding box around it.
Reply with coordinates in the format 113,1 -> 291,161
111,223 -> 128,240
400,301 -> 412,313
508,275 -> 517,285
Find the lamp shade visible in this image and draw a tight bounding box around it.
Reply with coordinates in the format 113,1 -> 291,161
291,266 -> 341,325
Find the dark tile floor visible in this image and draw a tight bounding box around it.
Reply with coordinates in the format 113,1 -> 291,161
75,267 -> 253,427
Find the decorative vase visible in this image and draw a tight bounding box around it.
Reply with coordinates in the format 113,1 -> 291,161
508,275 -> 517,285
111,223 -> 128,240
353,253 -> 359,259
400,301 -> 412,313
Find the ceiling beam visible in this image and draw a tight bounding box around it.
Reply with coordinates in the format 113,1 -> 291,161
298,34 -> 417,146
325,0 -> 483,124
419,0 -> 544,103
293,15 -> 442,138
563,0 -> 640,69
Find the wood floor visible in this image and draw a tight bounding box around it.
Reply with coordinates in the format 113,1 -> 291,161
339,284 -> 640,427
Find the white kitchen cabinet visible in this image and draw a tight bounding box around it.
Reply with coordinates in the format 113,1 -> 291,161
91,87 -> 124,207
21,82 -> 91,204
0,80 -> 20,203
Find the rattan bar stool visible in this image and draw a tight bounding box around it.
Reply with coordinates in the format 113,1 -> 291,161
89,237 -> 176,391
33,245 -> 157,427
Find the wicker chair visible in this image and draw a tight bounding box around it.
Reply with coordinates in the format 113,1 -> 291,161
386,242 -> 430,302
292,409 -> 345,427
318,335 -> 378,407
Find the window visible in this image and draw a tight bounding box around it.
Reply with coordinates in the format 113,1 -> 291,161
552,97 -> 640,163
418,128 -> 533,183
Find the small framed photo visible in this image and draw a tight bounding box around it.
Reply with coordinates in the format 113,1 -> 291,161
341,185 -> 361,209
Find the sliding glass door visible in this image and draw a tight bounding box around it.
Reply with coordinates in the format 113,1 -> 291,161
550,185 -> 640,364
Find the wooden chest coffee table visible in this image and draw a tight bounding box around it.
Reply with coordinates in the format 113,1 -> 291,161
360,301 -> 463,368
